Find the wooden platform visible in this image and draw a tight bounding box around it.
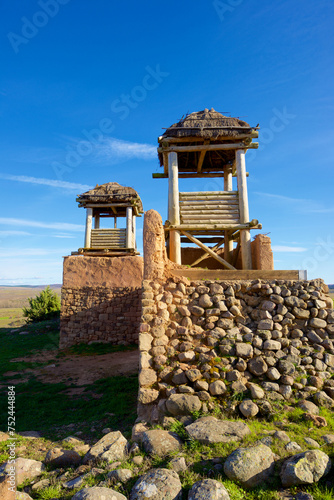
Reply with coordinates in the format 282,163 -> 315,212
170,269 -> 307,281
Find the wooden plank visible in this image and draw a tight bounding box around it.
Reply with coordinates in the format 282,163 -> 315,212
170,269 -> 301,280
181,214 -> 240,220
180,190 -> 238,197
180,209 -> 240,215
180,230 -> 236,270
158,142 -> 259,153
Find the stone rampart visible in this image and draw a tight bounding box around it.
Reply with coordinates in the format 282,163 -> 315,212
138,276 -> 334,423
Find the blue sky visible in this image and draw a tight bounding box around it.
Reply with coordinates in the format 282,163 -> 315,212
0,0 -> 333,285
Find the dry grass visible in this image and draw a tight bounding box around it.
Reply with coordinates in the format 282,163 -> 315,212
0,286 -> 61,309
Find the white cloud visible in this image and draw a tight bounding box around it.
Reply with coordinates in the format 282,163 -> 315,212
52,234 -> 76,239
272,245 -> 307,252
96,137 -> 156,161
0,230 -> 32,236
0,173 -> 92,192
0,218 -> 84,232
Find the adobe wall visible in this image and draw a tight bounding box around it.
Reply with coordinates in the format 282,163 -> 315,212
181,234 -> 274,270
60,255 -> 143,349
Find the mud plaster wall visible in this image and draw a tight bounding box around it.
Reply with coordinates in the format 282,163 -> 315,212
60,255 -> 143,348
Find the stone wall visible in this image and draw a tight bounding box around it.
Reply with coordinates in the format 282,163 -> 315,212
60,255 -> 143,348
137,276 -> 334,423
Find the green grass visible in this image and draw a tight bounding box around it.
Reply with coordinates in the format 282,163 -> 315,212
0,374 -> 138,441
0,320 -> 59,374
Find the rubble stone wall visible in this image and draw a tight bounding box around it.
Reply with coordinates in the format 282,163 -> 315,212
137,276 -> 334,423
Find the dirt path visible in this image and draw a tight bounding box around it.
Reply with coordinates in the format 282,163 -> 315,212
5,349 -> 139,387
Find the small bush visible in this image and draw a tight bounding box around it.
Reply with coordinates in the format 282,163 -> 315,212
23,286 -> 60,323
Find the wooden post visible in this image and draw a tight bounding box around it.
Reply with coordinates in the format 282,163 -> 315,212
114,216 -> 117,228
84,208 -> 93,248
94,213 -> 100,229
132,215 -> 136,249
126,206 -> 133,249
168,152 -> 181,264
236,149 -> 252,269
224,166 -> 233,263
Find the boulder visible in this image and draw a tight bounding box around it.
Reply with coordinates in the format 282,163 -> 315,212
188,478 -> 230,499
130,468 -> 182,499
281,450 -> 331,486
239,400 -> 259,418
185,417 -> 251,444
72,487 -> 127,499
108,468 -> 133,483
142,430 -> 182,457
313,391 -> 334,408
166,394 -> 201,416
209,381 -> 226,396
298,400 -> 319,415
5,458 -> 45,487
83,431 -> 128,464
248,357 -> 268,376
45,448 -> 81,468
224,444 -> 275,488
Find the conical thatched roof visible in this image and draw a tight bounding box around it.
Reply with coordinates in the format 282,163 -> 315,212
77,182 -> 143,212
160,108 -> 254,140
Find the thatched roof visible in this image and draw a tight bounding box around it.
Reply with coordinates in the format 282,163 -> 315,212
160,108 -> 254,140
77,182 -> 143,213
157,109 -> 258,172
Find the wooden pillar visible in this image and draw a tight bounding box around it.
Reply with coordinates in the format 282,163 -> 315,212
168,152 -> 181,264
126,206 -> 133,249
94,213 -> 100,229
114,216 -> 117,228
132,215 -> 136,249
236,149 -> 252,269
224,166 -> 233,263
84,208 -> 93,248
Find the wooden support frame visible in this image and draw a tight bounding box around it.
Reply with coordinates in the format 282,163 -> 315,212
197,140 -> 209,173
190,237 -> 225,268
168,152 -> 181,264
180,230 -> 236,270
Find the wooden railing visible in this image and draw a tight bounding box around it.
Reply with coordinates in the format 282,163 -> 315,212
90,228 -> 126,249
179,191 -> 240,228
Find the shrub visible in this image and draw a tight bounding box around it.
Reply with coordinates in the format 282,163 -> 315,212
23,286 -> 60,323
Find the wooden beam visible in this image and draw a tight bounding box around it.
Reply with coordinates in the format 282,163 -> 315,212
170,269 -> 302,280
166,220 -> 260,231
180,230 -> 236,270
236,149 -> 252,270
94,214 -> 100,229
153,173 -> 224,179
190,238 -> 225,268
181,237 -> 224,244
158,131 -> 259,143
168,152 -> 181,264
158,142 -> 259,153
197,140 -> 209,173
